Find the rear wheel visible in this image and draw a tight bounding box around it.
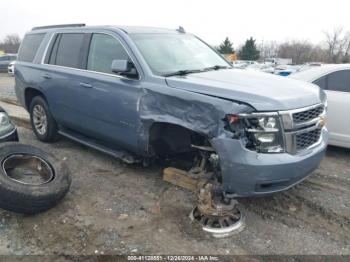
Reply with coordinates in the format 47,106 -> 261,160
29,96 -> 59,142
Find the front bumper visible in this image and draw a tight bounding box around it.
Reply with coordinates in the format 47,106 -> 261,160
211,128 -> 328,197
0,128 -> 19,143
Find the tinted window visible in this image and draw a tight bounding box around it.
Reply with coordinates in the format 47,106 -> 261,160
54,34 -> 85,68
327,70 -> 350,92
18,34 -> 45,62
87,34 -> 129,74
313,76 -> 327,89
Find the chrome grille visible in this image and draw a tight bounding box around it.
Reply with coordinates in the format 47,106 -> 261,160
280,103 -> 325,154
293,105 -> 324,123
296,128 -> 322,150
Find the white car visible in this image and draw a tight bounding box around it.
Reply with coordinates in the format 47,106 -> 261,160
246,63 -> 275,74
232,60 -> 258,69
290,64 -> 350,148
8,61 -> 15,76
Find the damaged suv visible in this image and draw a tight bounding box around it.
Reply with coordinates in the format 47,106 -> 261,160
15,24 -> 328,197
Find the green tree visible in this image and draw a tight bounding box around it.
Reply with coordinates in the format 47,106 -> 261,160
238,37 -> 260,60
217,37 -> 234,54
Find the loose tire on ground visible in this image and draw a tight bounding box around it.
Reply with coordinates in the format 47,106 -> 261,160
0,143 -> 71,214
29,96 -> 60,142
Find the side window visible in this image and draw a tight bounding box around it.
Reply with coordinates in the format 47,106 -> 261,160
87,34 -> 129,74
0,56 -> 9,61
53,33 -> 85,68
18,33 -> 45,62
313,76 -> 327,90
327,70 -> 350,92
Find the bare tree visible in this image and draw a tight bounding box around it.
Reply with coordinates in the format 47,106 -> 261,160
277,28 -> 350,64
253,27 -> 350,65
278,40 -> 317,64
308,45 -> 328,63
323,27 -> 348,63
0,34 -> 21,53
341,31 -> 350,63
259,40 -> 279,61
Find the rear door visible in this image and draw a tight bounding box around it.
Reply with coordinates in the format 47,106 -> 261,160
43,32 -> 91,132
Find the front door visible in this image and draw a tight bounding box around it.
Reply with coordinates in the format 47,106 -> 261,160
72,33 -> 142,151
325,70 -> 350,147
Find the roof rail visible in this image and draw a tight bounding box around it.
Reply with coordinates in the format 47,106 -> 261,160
31,24 -> 86,31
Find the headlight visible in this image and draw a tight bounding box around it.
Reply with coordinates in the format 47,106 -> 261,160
259,117 -> 276,129
226,113 -> 285,153
254,133 -> 275,143
0,112 -> 14,136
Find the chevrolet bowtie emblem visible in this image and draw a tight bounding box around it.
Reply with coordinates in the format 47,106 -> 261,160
319,115 -> 326,127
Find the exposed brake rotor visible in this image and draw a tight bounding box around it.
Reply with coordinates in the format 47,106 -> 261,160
163,167 -> 245,238
190,183 -> 245,238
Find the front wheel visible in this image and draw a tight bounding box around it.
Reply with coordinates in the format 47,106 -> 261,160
29,96 -> 60,142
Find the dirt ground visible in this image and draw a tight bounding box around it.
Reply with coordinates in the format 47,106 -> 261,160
0,73 -> 16,101
0,73 -> 349,255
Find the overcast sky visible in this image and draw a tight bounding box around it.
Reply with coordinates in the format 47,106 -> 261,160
1,0 -> 349,47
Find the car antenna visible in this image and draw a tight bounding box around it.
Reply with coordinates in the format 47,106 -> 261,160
177,26 -> 186,33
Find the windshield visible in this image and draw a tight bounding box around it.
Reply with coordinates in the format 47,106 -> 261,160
130,33 -> 231,76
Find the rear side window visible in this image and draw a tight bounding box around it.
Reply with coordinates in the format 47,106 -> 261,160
50,33 -> 85,68
327,70 -> 350,92
313,76 -> 327,90
87,34 -> 129,74
18,34 -> 45,62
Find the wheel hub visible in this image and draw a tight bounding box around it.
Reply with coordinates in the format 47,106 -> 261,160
33,105 -> 47,135
190,183 -> 245,238
163,167 -> 246,238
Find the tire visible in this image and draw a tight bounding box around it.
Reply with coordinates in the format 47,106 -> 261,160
0,143 -> 71,214
29,96 -> 60,142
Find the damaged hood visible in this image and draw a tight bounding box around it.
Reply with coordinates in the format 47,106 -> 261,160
165,69 -> 322,111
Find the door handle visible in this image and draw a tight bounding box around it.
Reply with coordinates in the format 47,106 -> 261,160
79,83 -> 93,88
42,74 -> 52,79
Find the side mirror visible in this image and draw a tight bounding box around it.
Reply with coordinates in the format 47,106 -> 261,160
111,59 -> 139,79
111,59 -> 130,74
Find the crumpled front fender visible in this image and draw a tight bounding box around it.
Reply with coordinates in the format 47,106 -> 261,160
137,87 -> 253,155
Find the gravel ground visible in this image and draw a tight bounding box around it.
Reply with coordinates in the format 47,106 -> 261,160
0,73 -> 16,101
0,74 -> 349,255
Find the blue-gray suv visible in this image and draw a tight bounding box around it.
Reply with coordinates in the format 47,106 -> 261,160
15,24 -> 328,197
